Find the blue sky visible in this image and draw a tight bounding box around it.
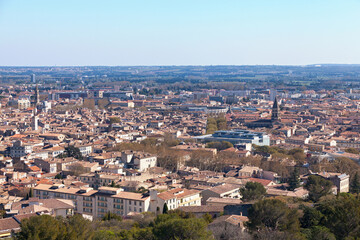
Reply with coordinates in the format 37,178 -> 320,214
0,0 -> 359,66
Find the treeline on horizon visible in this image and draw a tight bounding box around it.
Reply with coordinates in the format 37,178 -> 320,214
2,65 -> 360,88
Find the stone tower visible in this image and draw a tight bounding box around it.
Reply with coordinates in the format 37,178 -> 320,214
35,84 -> 40,105
271,96 -> 280,121
32,83 -> 40,131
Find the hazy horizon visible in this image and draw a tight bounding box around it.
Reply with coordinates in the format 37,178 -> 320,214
1,64 -> 360,68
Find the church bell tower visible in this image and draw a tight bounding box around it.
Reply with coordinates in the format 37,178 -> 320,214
271,96 -> 280,121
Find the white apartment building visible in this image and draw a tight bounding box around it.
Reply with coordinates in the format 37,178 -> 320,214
149,188 -> 202,213
332,137 -> 360,149
121,151 -> 157,172
77,145 -> 93,156
17,99 -> 31,110
10,140 -> 44,158
46,146 -> 65,158
33,184 -> 150,219
79,173 -> 121,189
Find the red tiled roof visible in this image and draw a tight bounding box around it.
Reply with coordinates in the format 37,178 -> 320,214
249,178 -> 273,186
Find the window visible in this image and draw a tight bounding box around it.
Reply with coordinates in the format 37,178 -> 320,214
98,208 -> 106,213
68,195 -> 76,199
98,202 -> 107,207
98,196 -> 106,201
83,208 -> 92,213
83,197 -> 92,201
114,204 -> 122,209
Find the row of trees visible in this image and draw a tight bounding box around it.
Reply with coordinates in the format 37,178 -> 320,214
83,98 -> 110,110
16,210 -> 213,240
206,141 -> 233,151
253,145 -> 307,164
247,193 -> 360,239
240,175 -> 346,204
206,117 -> 227,134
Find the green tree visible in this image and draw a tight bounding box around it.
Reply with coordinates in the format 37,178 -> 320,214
0,210 -> 5,219
316,193 -> 360,239
202,213 -> 213,223
16,215 -> 67,240
162,203 -> 168,214
302,226 -> 336,240
206,117 -> 218,134
65,214 -> 94,240
287,168 -> 301,191
345,148 -> 360,154
55,174 -> 63,179
153,217 -> 212,240
216,117 -> 227,130
247,199 -> 300,233
110,181 -> 116,187
240,181 -> 266,202
350,172 -> 360,194
109,117 -> 121,124
300,206 -> 323,228
29,188 -> 33,198
253,145 -> 278,154
102,211 -> 123,221
206,141 -> 233,151
65,146 -> 83,160
93,230 -> 117,240
119,227 -> 155,240
305,175 -> 333,202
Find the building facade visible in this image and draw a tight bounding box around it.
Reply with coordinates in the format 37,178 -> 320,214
33,184 -> 150,219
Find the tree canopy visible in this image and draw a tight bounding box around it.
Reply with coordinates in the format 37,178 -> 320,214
350,172 -> 360,194
16,214 -> 94,240
287,168 -> 301,191
16,211 -> 212,240
206,117 -> 227,134
240,181 -> 266,202
206,141 -> 233,151
304,175 -> 333,202
58,146 -> 83,160
247,199 -> 300,233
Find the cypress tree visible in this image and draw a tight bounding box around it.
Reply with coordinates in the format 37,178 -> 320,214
350,172 -> 360,194
288,168 -> 301,191
29,188 -> 33,198
163,203 -> 168,214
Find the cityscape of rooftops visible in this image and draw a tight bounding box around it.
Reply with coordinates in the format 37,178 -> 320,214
0,1 -> 360,239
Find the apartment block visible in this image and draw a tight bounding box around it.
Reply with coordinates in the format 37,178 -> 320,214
149,188 -> 202,213
33,184 -> 150,219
